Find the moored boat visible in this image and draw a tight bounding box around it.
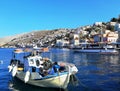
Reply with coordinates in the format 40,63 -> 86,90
72,48 -> 118,53
71,43 -> 118,54
8,48 -> 78,89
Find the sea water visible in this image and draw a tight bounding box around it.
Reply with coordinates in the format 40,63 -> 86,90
0,48 -> 120,91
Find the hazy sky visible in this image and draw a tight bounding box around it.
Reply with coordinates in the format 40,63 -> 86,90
0,0 -> 120,37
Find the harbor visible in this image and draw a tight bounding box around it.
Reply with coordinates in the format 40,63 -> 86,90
0,1 -> 120,91
0,48 -> 120,91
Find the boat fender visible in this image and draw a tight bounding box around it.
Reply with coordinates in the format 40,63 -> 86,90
8,65 -> 13,72
24,71 -> 30,83
70,66 -> 78,74
12,66 -> 17,77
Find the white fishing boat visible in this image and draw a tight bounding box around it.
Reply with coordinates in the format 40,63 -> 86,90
8,48 -> 78,89
73,48 -> 118,53
71,43 -> 118,54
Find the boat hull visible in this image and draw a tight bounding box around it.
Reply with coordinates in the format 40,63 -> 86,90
15,71 -> 70,89
72,48 -> 118,53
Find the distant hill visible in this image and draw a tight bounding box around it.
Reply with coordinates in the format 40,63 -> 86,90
0,29 -> 69,47
0,33 -> 26,46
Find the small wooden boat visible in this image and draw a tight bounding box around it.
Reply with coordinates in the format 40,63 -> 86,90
8,48 -> 78,89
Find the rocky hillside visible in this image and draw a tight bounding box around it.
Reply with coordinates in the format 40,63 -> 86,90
0,15 -> 120,48
1,29 -> 71,48
0,33 -> 26,46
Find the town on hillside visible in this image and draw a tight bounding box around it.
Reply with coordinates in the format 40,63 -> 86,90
0,15 -> 120,49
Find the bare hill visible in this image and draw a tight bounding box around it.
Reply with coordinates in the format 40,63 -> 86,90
0,33 -> 26,46
1,29 -> 69,47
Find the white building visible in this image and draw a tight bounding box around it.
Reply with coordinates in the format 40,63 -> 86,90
103,31 -> 118,43
56,39 -> 69,47
56,39 -> 63,47
73,34 -> 79,45
94,22 -> 102,26
114,23 -> 120,31
93,31 -> 118,43
109,22 -> 116,26
81,30 -> 88,36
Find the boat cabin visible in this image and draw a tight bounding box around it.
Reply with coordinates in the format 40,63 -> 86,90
27,56 -> 43,68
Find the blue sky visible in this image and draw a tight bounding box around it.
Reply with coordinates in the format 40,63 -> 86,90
0,0 -> 120,38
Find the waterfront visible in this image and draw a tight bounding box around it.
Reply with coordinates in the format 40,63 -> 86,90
0,48 -> 120,91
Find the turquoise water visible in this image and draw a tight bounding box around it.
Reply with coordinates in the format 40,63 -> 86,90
0,48 -> 120,91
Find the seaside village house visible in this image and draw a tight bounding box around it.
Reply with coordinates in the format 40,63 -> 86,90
93,30 -> 118,44
73,34 -> 79,46
56,39 -> 70,47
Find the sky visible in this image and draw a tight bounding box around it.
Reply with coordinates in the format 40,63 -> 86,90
0,0 -> 120,38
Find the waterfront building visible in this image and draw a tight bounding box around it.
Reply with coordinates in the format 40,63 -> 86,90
105,31 -> 118,43
93,30 -> 118,43
73,34 -> 79,46
56,39 -> 69,47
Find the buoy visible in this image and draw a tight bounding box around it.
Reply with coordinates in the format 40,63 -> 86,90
0,60 -> 3,64
24,71 -> 30,83
12,66 -> 17,77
